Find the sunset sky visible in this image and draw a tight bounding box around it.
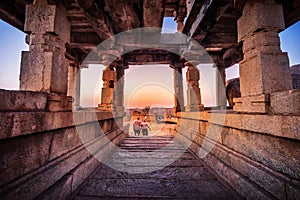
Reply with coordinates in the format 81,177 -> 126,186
0,18 -> 300,108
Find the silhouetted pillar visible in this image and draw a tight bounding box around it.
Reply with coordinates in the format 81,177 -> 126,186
234,0 -> 292,113
115,64 -> 125,112
68,62 -> 81,109
185,62 -> 204,112
216,66 -> 227,108
173,63 -> 185,113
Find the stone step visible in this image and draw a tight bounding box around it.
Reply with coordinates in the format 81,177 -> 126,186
73,136 -> 238,199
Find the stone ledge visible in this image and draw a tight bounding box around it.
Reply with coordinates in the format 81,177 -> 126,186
178,111 -> 300,141
270,89 -> 300,115
176,130 -> 300,200
0,129 -> 126,199
0,110 -> 126,140
0,89 -> 48,111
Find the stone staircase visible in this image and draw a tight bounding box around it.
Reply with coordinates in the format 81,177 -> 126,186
73,136 -> 238,199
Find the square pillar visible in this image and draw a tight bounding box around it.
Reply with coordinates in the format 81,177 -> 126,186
216,66 -> 227,108
173,63 -> 185,113
234,0 -> 293,113
115,65 -> 125,112
20,1 -> 70,95
68,62 -> 81,109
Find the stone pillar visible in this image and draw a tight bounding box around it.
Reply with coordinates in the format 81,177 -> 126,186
216,66 -> 227,108
115,64 -> 125,112
20,0 -> 70,95
173,63 -> 185,113
185,62 -> 204,112
98,66 -> 116,111
175,16 -> 185,32
68,62 -> 81,109
234,0 -> 293,113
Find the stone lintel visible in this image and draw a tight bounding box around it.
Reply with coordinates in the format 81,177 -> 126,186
233,94 -> 270,113
270,89 -> 300,115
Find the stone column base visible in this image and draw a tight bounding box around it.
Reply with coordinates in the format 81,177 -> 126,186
270,89 -> 300,115
97,104 -> 116,111
47,93 -> 72,112
173,106 -> 185,113
115,106 -> 125,112
233,94 -> 269,113
185,104 -> 204,112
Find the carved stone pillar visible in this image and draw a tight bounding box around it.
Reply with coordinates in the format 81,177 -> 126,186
185,62 -> 204,112
234,0 -> 293,113
98,66 -> 116,111
20,0 -> 70,95
173,62 -> 185,113
68,62 -> 81,109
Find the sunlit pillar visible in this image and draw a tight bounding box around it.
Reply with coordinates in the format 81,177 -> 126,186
185,62 -> 204,112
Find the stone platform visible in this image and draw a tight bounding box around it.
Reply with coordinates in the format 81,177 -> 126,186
73,136 -> 238,199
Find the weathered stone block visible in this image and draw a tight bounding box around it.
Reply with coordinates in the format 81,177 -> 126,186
237,1 -> 285,41
0,132 -> 52,186
233,94 -> 269,113
25,4 -> 70,43
25,4 -> 56,33
221,128 -> 300,180
270,89 -> 300,114
20,51 -> 53,92
0,90 -> 47,111
49,128 -> 82,161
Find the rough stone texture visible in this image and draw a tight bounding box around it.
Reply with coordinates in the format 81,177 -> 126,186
237,1 -> 285,41
233,94 -> 270,113
270,89 -> 300,114
74,136 -> 238,199
226,78 -> 241,107
20,51 -> 53,92
236,0 -> 292,113
291,64 -> 300,89
0,121 -> 127,200
0,89 -> 47,111
47,93 -> 73,111
176,113 -> 300,200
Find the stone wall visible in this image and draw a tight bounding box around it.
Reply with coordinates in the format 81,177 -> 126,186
175,111 -> 300,200
0,89 -> 128,199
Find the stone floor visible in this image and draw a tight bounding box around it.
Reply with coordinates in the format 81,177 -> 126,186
73,136 -> 238,199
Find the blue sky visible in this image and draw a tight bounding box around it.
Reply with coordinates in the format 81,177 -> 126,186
0,18 -> 299,106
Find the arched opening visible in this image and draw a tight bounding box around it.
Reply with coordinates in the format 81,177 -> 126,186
124,64 -> 175,136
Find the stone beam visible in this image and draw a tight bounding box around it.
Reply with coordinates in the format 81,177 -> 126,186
76,0 -> 113,40
143,0 -> 166,28
0,7 -> 23,30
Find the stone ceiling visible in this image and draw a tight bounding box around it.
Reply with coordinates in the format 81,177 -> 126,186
0,0 -> 299,65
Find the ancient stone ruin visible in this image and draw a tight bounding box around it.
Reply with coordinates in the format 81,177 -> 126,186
0,0 -> 299,199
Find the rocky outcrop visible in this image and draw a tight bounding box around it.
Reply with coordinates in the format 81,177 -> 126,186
291,64 -> 300,89
226,78 -> 241,107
